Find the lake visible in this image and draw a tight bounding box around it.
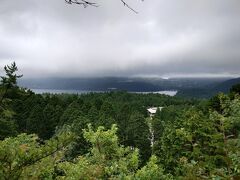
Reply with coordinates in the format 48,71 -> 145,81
31,89 -> 178,96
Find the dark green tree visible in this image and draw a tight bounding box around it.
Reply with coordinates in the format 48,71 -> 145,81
126,112 -> 151,165
98,101 -> 116,128
0,62 -> 22,139
230,84 -> 240,95
65,116 -> 91,159
87,105 -> 99,126
42,104 -> 58,139
115,103 -> 131,144
59,101 -> 83,125
26,105 -> 44,137
0,62 -> 22,103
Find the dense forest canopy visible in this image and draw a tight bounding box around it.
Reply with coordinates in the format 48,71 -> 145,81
0,62 -> 240,179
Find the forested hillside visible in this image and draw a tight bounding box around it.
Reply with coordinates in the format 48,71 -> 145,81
177,78 -> 240,99
0,63 -> 240,179
19,77 -> 232,98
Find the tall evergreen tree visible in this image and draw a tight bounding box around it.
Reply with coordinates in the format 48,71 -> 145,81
59,101 -> 83,125
126,112 -> 151,165
0,62 -> 22,139
26,105 -> 44,137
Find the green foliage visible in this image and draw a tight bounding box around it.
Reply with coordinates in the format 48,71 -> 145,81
0,63 -> 239,179
42,104 -> 61,139
0,118 -> 17,140
230,83 -> 240,95
64,116 -> 91,159
0,128 -> 75,179
57,124 -> 167,179
59,101 -> 83,125
0,62 -> 23,139
153,93 -> 240,179
98,101 -> 116,128
126,112 -> 151,164
59,124 -> 139,179
134,155 -> 173,180
0,62 -> 22,89
0,89 -> 239,179
26,104 -> 44,137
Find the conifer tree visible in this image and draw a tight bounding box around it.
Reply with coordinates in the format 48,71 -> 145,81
0,62 -> 22,139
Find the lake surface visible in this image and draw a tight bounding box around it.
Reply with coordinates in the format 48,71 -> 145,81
31,89 -> 178,96
133,91 -> 178,96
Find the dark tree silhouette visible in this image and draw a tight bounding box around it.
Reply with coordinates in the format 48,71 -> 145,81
0,62 -> 23,105
65,0 -> 143,13
65,0 -> 98,7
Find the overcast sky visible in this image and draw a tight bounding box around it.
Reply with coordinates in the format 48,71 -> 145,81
0,0 -> 240,78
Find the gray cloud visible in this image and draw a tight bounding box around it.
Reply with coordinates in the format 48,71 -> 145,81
0,0 -> 240,78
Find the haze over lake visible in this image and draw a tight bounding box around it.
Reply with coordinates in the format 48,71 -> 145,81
20,76 -> 239,98
31,89 -> 178,96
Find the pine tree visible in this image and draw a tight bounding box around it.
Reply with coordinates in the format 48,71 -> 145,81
0,62 -> 22,139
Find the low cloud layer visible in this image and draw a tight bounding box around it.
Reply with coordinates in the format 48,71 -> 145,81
0,0 -> 240,78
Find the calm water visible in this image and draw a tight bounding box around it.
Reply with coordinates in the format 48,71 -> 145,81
31,89 -> 178,96
134,91 -> 178,96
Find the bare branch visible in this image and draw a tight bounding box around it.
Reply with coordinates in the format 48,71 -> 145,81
65,0 -> 141,13
65,0 -> 98,8
120,0 -> 138,14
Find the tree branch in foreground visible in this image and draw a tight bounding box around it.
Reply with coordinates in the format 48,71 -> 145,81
65,0 -> 141,13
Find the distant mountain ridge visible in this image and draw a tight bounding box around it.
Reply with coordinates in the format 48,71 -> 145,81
18,77 -> 240,98
19,77 -> 161,92
213,77 -> 240,93
177,77 -> 240,98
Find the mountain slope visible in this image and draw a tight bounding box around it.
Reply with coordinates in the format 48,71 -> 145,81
213,77 -> 240,93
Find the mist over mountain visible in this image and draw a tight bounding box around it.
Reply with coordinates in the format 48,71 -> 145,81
176,77 -> 240,98
18,76 -> 238,98
213,77 -> 240,92
1,0 -> 240,78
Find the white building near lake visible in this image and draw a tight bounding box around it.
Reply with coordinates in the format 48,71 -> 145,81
147,106 -> 164,147
147,107 -> 163,117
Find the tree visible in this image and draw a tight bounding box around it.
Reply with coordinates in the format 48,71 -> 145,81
0,128 -> 75,179
42,104 -> 59,139
65,115 -> 91,159
87,105 -> 99,125
0,62 -> 22,104
57,124 -> 170,179
0,62 -> 23,139
26,105 -> 44,137
14,94 -> 45,133
153,94 -> 240,178
125,112 -> 151,164
0,118 -> 17,140
59,101 -> 83,125
230,84 -> 240,95
98,101 -> 116,128
115,103 -> 131,144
